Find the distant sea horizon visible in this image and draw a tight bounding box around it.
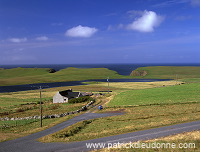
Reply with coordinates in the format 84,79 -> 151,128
1,63 -> 200,76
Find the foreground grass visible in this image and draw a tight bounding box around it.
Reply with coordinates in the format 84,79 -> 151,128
27,82 -> 200,143
94,131 -> 200,152
0,114 -> 79,142
39,102 -> 200,143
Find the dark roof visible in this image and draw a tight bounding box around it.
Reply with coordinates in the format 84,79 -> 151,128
59,90 -> 82,99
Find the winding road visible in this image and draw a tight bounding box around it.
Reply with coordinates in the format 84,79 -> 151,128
0,112 -> 200,152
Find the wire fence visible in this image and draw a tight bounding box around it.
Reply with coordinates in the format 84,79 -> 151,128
0,119 -> 39,130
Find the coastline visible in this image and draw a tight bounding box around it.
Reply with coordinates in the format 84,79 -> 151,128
1,63 -> 200,76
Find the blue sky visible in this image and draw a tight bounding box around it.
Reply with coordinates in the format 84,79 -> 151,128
0,0 -> 200,65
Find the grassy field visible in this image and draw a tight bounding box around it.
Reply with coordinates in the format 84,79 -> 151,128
109,82 -> 200,106
0,88 -> 92,118
0,67 -> 128,86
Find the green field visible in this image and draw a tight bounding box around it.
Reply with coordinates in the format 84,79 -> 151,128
1,66 -> 200,86
109,82 -> 200,106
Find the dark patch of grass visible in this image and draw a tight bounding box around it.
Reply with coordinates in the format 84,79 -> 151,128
53,120 -> 93,138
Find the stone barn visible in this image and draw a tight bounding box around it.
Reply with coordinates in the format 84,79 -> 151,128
53,89 -> 83,103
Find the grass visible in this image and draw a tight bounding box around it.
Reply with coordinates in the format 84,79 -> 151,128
39,102 -> 200,143
0,114 -> 79,142
0,67 -> 128,86
95,80 -> 183,90
109,82 -> 200,106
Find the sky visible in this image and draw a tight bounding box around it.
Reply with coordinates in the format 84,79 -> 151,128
0,0 -> 200,65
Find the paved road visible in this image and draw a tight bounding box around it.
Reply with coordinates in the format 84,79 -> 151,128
0,112 -> 200,152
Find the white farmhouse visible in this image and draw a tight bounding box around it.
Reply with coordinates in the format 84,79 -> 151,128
53,89 -> 83,103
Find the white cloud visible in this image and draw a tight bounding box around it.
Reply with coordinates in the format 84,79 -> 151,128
127,10 -> 164,32
36,36 -> 49,41
65,25 -> 98,38
8,37 -> 27,43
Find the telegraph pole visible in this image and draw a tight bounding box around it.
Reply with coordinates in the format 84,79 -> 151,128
39,86 -> 43,127
31,85 -> 48,127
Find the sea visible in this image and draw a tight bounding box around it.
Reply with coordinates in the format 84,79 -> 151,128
1,63 -> 200,76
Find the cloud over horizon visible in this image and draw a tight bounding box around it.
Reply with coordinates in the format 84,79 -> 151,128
127,10 -> 164,32
65,25 -> 98,38
8,37 -> 27,43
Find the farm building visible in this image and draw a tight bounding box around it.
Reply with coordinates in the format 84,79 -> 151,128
53,89 -> 92,103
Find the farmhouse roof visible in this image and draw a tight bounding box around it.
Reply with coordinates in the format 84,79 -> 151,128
59,89 -> 81,98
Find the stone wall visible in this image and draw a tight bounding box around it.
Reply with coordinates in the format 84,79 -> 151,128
0,101 -> 95,121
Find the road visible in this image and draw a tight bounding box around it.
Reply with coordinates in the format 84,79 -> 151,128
0,112 -> 200,152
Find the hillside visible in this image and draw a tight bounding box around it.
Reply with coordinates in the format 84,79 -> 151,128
0,67 -> 127,86
130,66 -> 200,80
